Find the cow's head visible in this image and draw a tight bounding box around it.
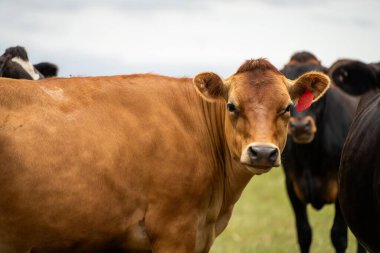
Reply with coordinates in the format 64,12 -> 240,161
287,51 -> 322,66
194,59 -> 329,174
0,46 -> 58,80
281,52 -> 328,144
329,59 -> 379,95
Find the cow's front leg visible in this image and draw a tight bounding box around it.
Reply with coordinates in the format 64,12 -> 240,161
331,200 -> 347,253
356,242 -> 367,253
145,208 -> 200,253
286,178 -> 312,253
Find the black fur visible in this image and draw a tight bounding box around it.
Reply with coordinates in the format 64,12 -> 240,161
3,46 -> 29,61
334,59 -> 380,252
330,60 -> 379,95
34,62 -> 59,78
282,63 -> 326,80
289,51 -> 320,64
280,52 -> 364,253
0,45 -> 58,80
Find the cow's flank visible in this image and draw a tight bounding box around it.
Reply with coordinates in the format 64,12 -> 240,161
330,58 -> 380,252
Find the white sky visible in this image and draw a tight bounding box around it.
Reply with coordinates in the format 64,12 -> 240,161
0,0 -> 379,77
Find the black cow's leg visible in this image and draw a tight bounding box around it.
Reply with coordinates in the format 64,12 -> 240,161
356,241 -> 367,253
331,201 -> 348,253
286,179 -> 312,253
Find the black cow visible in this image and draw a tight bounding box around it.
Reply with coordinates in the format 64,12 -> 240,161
330,59 -> 380,253
281,52 -> 365,253
0,46 -> 58,79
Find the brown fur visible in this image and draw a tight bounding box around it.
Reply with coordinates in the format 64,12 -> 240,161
193,72 -> 227,102
288,116 -> 317,144
288,71 -> 330,104
235,58 -> 282,76
0,60 -> 329,253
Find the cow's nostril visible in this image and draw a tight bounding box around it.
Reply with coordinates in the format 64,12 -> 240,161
249,146 -> 258,159
248,145 -> 279,167
269,149 -> 279,162
304,121 -> 312,131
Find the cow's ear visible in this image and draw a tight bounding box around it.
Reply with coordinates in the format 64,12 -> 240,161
329,60 -> 377,95
33,62 -> 58,77
193,72 -> 227,102
288,71 -> 330,105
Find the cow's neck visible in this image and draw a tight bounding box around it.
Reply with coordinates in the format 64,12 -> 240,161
223,152 -> 253,207
199,98 -> 253,215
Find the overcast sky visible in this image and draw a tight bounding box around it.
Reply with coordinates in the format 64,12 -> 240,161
0,0 -> 379,77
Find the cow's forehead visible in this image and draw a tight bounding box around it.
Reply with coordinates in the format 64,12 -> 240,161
228,71 -> 290,105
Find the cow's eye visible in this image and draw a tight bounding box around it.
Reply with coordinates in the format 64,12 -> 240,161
281,104 -> 291,115
227,103 -> 238,113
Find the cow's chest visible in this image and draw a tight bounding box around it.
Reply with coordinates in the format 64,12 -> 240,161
193,192 -> 235,252
194,210 -> 232,253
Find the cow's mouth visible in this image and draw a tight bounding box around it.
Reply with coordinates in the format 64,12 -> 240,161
242,163 -> 273,174
291,133 -> 315,144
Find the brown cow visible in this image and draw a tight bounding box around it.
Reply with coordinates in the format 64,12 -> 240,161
0,59 -> 329,253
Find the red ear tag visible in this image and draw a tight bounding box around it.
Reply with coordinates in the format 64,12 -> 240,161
296,89 -> 313,112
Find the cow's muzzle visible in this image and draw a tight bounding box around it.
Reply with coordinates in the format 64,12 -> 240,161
247,145 -> 279,168
241,143 -> 281,172
289,116 -> 316,144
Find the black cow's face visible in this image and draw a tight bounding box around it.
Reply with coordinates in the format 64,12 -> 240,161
0,56 -> 43,80
288,98 -> 325,143
281,63 -> 327,144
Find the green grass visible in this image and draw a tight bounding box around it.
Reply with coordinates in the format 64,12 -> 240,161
210,168 -> 358,253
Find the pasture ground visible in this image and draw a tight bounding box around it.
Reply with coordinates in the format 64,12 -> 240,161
210,168 -> 358,253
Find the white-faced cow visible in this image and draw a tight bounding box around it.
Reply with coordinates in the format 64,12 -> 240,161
0,59 -> 329,253
330,59 -> 380,253
281,52 -> 365,253
0,46 -> 58,80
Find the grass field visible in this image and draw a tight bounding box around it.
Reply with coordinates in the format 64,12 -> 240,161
210,168 -> 358,253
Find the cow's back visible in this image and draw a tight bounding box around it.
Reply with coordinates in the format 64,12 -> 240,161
0,75 -> 215,252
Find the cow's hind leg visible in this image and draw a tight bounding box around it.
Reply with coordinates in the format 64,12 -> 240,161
356,241 -> 367,253
286,179 -> 312,253
331,201 -> 348,253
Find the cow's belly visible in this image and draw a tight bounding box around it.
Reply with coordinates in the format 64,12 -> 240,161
0,185 -> 151,252
0,213 -> 151,253
0,142 -> 151,251
292,174 -> 338,206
